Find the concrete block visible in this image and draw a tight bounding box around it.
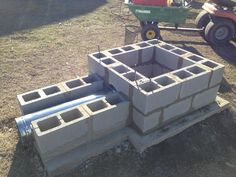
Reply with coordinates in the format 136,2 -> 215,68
187,54 -> 206,63
132,75 -> 181,114
87,53 -> 107,77
135,42 -> 155,63
62,74 -> 103,100
200,60 -> 224,87
83,93 -> 130,140
113,49 -> 139,67
163,97 -> 192,123
17,83 -> 68,115
173,65 -> 211,98
32,106 -> 90,157
192,85 -> 220,110
132,108 -> 161,133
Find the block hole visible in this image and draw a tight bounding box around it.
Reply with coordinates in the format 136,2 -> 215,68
66,79 -> 83,89
87,100 -> 108,112
137,42 -> 149,47
123,72 -> 142,82
22,92 -> 40,102
37,116 -> 61,132
112,65 -> 130,74
101,58 -> 116,65
148,40 -> 159,45
43,86 -> 60,95
188,55 -> 204,62
155,76 -> 175,86
108,49 -> 122,54
202,61 -> 218,69
93,52 -> 106,59
61,109 -> 83,123
161,44 -> 174,50
82,74 -> 100,83
174,70 -> 192,79
187,66 -> 205,75
139,82 -> 160,93
122,46 -> 134,51
106,95 -> 123,105
172,49 -> 186,55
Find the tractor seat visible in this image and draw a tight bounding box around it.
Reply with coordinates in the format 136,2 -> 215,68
211,0 -> 236,7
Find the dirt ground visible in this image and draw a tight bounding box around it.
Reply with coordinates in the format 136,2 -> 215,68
0,0 -> 236,177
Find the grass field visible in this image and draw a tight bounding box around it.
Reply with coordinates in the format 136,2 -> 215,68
1,0 -> 236,177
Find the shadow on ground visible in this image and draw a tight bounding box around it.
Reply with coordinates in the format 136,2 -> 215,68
0,0 -> 107,36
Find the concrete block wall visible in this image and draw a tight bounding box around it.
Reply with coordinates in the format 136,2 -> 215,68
87,39 -> 224,134
31,92 -> 130,161
17,74 -> 104,115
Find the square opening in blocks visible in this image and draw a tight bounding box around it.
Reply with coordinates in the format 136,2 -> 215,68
106,95 -> 123,105
174,70 -> 192,80
108,49 -> 122,54
37,116 -> 61,132
139,82 -> 160,93
87,100 -> 108,112
161,44 -> 174,50
122,46 -> 134,51
112,65 -> 130,74
93,52 -> 106,59
147,40 -> 160,45
60,109 -> 83,123
172,49 -> 186,55
82,74 -> 100,83
154,76 -> 175,86
187,66 -> 205,75
101,58 -> 116,65
137,42 -> 149,47
188,55 -> 204,62
66,79 -> 83,89
123,72 -> 142,82
22,91 -> 40,102
43,86 -> 60,95
202,61 -> 218,69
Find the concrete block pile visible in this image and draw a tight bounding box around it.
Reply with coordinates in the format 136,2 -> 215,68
15,39 -> 226,176
88,39 -> 224,134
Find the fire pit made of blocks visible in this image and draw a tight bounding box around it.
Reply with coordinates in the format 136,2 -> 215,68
88,39 -> 225,134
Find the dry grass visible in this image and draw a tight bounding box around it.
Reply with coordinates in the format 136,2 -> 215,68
0,0 -> 236,177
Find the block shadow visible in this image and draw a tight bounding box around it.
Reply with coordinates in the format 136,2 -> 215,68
0,0 -> 107,36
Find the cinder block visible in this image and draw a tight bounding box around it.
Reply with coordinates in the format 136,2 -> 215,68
200,60 -> 224,87
132,108 -> 161,133
31,106 -> 90,157
163,97 -> 192,123
187,54 -> 206,63
132,75 -> 181,114
173,65 -> 211,98
62,74 -> 103,100
17,83 -> 68,115
192,85 -> 220,110
113,49 -> 139,67
136,42 -> 155,63
83,93 -> 130,140
87,53 -> 107,77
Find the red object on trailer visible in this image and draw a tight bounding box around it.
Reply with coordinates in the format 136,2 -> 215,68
132,0 -> 169,7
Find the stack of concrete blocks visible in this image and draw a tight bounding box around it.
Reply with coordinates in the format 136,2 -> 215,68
88,39 -> 224,134
17,74 -> 104,115
31,92 -> 129,162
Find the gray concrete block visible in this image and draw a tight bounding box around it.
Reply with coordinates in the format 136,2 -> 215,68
63,75 -> 103,99
173,65 -> 211,98
192,85 -> 220,110
132,108 -> 161,133
17,83 -> 68,115
83,93 -> 130,140
200,60 -> 224,87
132,75 -> 181,114
87,54 -> 107,77
163,97 -> 192,122
113,50 -> 139,67
31,106 -> 90,156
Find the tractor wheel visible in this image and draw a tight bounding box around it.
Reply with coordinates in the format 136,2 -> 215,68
204,18 -> 235,46
141,24 -> 160,41
195,10 -> 210,37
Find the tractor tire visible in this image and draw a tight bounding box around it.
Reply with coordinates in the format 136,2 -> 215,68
141,24 -> 160,41
195,10 -> 210,38
204,18 -> 235,46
